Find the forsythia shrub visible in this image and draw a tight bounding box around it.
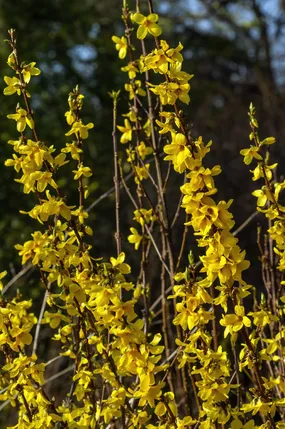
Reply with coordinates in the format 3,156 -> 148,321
1,1 -> 285,428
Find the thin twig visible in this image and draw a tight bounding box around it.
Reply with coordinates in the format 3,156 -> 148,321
232,210 -> 259,237
86,153 -> 165,214
119,163 -> 171,275
43,364 -> 75,386
111,91 -> 122,256
2,263 -> 34,295
32,288 -> 49,355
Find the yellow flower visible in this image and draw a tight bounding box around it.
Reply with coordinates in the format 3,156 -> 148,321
143,40 -> 173,74
71,207 -> 88,224
186,165 -> 221,193
21,191 -> 74,222
42,311 -> 69,329
4,154 -> 22,173
154,401 -> 167,417
3,76 -> 22,96
7,52 -> 16,68
250,163 -> 277,181
133,208 -> 155,226
252,188 -> 271,207
248,309 -> 278,327
117,119 -> 132,143
240,147 -> 262,165
61,142 -> 83,160
15,171 -> 58,193
126,148 -> 135,162
66,120 -> 94,139
21,62 -> 41,83
73,165 -> 92,180
164,132 -> 194,173
149,80 -> 190,105
167,63 -> 193,84
132,13 -> 162,40
134,163 -> 150,184
156,111 -> 181,134
7,108 -> 34,132
220,305 -> 251,338
260,136 -> 276,146
110,252 -> 131,274
125,80 -> 146,100
65,109 -> 76,125
121,62 -> 138,79
134,380 -> 165,407
137,141 -> 153,160
143,118 -> 151,136
128,227 -> 143,250
196,378 -> 230,402
112,35 -> 128,59
10,325 -> 33,349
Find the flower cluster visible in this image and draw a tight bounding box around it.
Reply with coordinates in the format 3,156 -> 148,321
113,7 -> 285,428
1,27 -> 182,429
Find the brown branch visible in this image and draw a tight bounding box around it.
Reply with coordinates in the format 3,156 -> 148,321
111,91 -> 122,256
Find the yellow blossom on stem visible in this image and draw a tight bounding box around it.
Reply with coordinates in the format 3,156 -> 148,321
125,80 -> 146,100
66,120 -> 94,139
132,13 -> 162,40
133,208 -> 155,226
117,118 -> 132,143
7,52 -> 16,68
250,163 -> 277,181
248,309 -> 278,327
156,111 -> 181,134
122,109 -> 138,123
260,136 -> 276,146
15,171 -> 58,193
137,141 -> 153,160
73,165 -> 92,180
240,146 -> 262,165
128,227 -> 143,250
61,142 -> 83,160
134,163 -> 150,184
185,165 -> 221,193
42,311 -> 68,329
20,191 -> 74,222
3,76 -> 22,96
252,187 -> 272,207
143,40 -> 184,74
167,63 -> 193,84
71,206 -> 89,224
220,305 -> 251,338
65,109 -> 76,125
126,148 -> 135,162
21,62 -> 41,83
10,325 -> 33,349
164,132 -> 192,173
7,108 -> 34,132
112,35 -> 128,59
110,252 -> 131,274
121,62 -> 138,79
149,80 -> 190,105
134,381 -> 165,407
15,230 -> 49,265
